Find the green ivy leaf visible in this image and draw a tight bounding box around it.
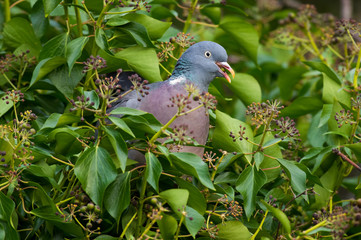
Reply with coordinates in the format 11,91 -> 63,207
0,192 -> 18,240
48,65 -> 84,98
0,97 -> 12,118
115,46 -> 162,82
176,178 -> 207,214
29,57 -> 67,87
31,206 -> 83,237
160,189 -> 189,214
281,96 -> 323,118
228,73 -> 261,106
157,214 -> 177,239
235,165 -> 266,219
108,117 -> 135,138
122,13 -> 172,40
66,36 -> 89,71
39,33 -> 69,60
96,28 -> 112,55
277,66 -> 307,100
304,61 -> 341,83
102,126 -> 128,172
145,152 -> 162,192
217,221 -> 252,240
276,159 -> 307,196
322,73 -> 351,108
104,172 -> 131,226
74,146 -> 117,206
261,200 -> 291,234
184,206 -> 204,237
213,110 -> 253,163
3,18 -> 41,53
168,152 -> 215,190
219,17 -> 259,64
42,0 -> 62,17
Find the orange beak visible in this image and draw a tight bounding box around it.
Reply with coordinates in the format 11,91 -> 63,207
216,62 -> 235,83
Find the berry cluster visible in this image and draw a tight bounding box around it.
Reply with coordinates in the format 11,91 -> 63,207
334,109 -> 354,128
2,90 -> 24,104
246,100 -> 284,126
157,41 -> 175,62
167,124 -> 194,151
82,55 -> 107,73
272,117 -> 300,140
128,73 -> 150,101
198,92 -> 217,113
167,94 -> 192,113
173,32 -> 195,48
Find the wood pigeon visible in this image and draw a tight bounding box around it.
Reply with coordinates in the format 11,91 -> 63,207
112,41 -> 234,157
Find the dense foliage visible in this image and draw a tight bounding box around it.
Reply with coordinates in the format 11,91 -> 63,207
1,0 -> 361,239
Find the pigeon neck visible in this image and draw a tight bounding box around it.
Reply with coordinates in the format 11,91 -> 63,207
170,59 -> 212,92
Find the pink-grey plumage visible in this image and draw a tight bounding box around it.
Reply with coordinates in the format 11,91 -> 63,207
113,41 -> 234,157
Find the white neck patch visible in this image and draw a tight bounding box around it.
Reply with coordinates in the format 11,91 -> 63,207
169,76 -> 186,85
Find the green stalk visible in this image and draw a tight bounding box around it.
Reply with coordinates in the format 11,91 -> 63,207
251,210 -> 268,240
301,220 -> 328,235
305,26 -> 326,64
4,0 -> 10,22
119,212 -> 137,239
183,0 -> 198,33
352,46 -> 361,90
256,112 -> 274,152
174,214 -> 185,240
74,0 -> 83,36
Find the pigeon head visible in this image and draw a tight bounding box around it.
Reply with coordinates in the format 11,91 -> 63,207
170,41 -> 235,90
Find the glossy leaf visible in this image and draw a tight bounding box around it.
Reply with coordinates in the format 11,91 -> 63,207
304,61 -> 341,83
176,178 -> 207,214
158,214 -> 178,239
277,66 -> 307,100
66,36 -> 89,70
0,192 -> 18,240
184,206 -> 204,237
168,152 -> 215,190
115,46 -> 162,82
48,65 -> 84,98
74,146 -> 117,206
43,0 -> 62,17
281,96 -> 323,118
29,57 -> 67,87
122,13 -> 172,40
145,152 -> 162,192
102,126 -> 128,171
322,73 -> 351,108
276,158 -> 307,195
235,166 -> 267,219
108,116 -> 135,137
159,189 -> 189,214
213,110 -> 253,163
39,33 -> 68,60
219,17 -> 259,64
104,172 -> 131,225
3,17 -> 41,52
261,200 -> 291,234
217,221 -> 252,240
228,73 -> 261,106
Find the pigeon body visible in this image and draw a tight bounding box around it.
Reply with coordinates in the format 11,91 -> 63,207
114,41 -> 234,157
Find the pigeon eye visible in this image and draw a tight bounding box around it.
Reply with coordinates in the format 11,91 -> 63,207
204,51 -> 212,58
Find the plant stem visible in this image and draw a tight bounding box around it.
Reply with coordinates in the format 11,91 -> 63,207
352,46 -> 361,90
74,0 -> 83,36
119,212 -> 137,239
51,156 -> 74,167
302,220 -> 328,235
175,214 -> 185,240
305,27 -> 326,64
256,113 -> 274,152
4,0 -> 10,22
3,73 -> 17,89
183,0 -> 198,32
251,210 -> 268,240
139,218 -> 157,239
149,114 -> 177,144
